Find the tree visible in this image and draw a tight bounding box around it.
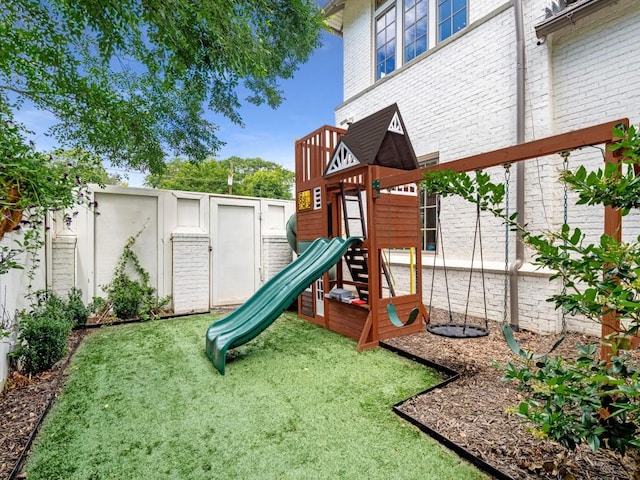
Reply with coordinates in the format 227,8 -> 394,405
0,113 -> 95,276
0,0 -> 323,175
422,125 -> 640,478
145,157 -> 295,200
50,149 -> 125,186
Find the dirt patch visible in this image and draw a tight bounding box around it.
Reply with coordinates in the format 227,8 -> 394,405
0,330 -> 87,479
385,309 -> 631,480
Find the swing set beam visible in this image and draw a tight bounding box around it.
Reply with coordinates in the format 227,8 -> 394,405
374,118 -> 629,361
376,119 -> 627,188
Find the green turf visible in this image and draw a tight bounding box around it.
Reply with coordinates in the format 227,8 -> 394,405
25,313 -> 487,479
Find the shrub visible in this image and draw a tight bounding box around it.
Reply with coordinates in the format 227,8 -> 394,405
102,226 -> 171,320
108,274 -> 142,320
13,293 -> 72,375
66,287 -> 89,327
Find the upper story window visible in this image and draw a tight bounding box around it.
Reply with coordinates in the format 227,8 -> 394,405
375,0 -> 468,80
404,0 -> 428,62
375,6 -> 397,79
438,0 -> 467,42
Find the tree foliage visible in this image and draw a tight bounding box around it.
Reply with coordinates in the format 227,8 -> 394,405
0,0 -> 323,174
145,157 -> 295,200
50,149 -> 125,186
0,111 -> 96,276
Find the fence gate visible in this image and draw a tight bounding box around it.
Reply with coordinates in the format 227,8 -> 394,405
209,197 -> 261,306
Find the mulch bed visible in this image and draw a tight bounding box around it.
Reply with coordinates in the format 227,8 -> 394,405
0,312 -> 634,480
0,330 -> 88,479
386,309 -> 631,480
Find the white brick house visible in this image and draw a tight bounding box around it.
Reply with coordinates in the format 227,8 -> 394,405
322,0 -> 640,335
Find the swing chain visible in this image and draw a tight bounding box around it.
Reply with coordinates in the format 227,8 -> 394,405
561,151 -> 570,226
560,151 -> 570,333
503,164 -> 511,325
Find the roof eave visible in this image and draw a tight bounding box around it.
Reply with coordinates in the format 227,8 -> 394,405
534,0 -> 618,39
322,0 -> 345,36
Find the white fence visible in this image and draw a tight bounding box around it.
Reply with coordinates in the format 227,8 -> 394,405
0,185 -> 295,387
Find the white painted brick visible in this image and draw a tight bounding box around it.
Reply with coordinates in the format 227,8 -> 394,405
262,235 -> 293,282
51,234 -> 77,298
172,232 -> 210,314
337,0 -> 640,335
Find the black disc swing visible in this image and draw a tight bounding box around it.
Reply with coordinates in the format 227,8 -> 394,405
426,180 -> 490,339
384,188 -> 420,327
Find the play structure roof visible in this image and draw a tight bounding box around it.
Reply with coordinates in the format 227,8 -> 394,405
324,104 -> 418,177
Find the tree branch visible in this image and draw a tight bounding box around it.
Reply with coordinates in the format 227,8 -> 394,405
0,84 -> 39,96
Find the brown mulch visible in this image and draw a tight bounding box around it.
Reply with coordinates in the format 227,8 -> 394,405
0,330 -> 88,479
386,309 -> 632,480
0,312 -> 634,480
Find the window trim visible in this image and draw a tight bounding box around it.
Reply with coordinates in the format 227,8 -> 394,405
418,153 -> 439,254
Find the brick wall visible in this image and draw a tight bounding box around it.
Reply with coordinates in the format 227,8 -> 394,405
262,235 -> 293,282
172,232 -> 210,314
51,232 -> 77,298
336,0 -> 640,335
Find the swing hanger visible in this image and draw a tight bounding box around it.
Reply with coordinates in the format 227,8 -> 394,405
501,151 -> 570,358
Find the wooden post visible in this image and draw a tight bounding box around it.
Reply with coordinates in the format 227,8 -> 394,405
601,143 -> 622,361
367,166 -> 380,345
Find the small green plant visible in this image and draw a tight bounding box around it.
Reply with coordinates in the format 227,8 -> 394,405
12,291 -> 73,375
88,296 -> 107,315
66,287 -> 89,327
108,274 -> 143,320
102,226 -> 170,320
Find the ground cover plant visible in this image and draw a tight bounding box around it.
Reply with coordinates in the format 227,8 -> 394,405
23,313 -> 486,480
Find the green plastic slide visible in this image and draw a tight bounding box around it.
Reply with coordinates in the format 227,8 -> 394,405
205,236 -> 362,375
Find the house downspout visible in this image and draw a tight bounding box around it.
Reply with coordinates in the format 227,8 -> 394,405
509,0 -> 526,330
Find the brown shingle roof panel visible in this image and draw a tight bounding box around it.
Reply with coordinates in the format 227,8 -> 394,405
324,104 -> 418,176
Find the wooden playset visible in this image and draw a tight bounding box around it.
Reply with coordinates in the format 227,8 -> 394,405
294,103 -> 628,360
293,104 -> 428,350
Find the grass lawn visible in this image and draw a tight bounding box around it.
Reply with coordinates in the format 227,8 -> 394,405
25,313 -> 487,479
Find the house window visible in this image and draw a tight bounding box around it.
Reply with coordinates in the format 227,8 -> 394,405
404,0 -> 428,62
438,0 -> 467,42
419,156 -> 438,251
375,6 -> 396,79
375,0 -> 468,79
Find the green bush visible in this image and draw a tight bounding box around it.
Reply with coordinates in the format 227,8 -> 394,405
108,274 -> 142,320
67,287 -> 89,327
13,293 -> 72,375
102,227 -> 171,320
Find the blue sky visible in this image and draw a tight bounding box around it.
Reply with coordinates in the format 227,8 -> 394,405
213,29 -> 343,174
14,19 -> 344,187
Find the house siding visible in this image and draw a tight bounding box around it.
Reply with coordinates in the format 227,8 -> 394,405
335,0 -> 640,335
